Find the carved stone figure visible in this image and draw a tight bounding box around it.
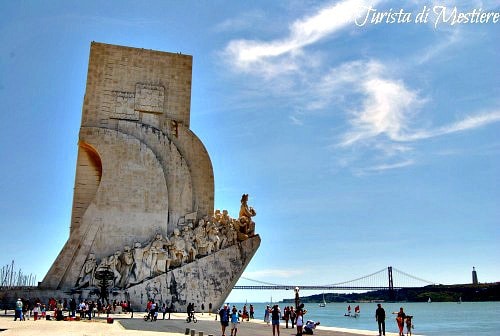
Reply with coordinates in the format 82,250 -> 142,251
170,229 -> 187,266
194,219 -> 209,256
225,222 -> 238,247
75,253 -> 97,289
207,224 -> 221,252
119,246 -> 134,288
183,225 -> 197,263
108,251 -> 122,287
130,242 -> 151,285
221,209 -> 231,226
238,194 -> 256,238
148,233 -> 171,275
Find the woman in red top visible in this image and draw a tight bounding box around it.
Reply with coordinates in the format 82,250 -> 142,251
392,307 -> 406,336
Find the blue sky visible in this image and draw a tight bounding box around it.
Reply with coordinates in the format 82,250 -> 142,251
0,1 -> 498,303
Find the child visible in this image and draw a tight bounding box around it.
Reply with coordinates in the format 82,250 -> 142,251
230,306 -> 240,336
406,316 -> 413,336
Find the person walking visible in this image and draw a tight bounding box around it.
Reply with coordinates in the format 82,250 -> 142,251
219,304 -> 230,336
230,306 -> 240,336
375,303 -> 386,336
271,304 -> 281,336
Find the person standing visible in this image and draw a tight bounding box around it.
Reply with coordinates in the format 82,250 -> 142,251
219,304 -> 230,336
375,303 -> 386,336
271,304 -> 281,336
296,308 -> 304,336
32,303 -> 40,321
264,305 -> 270,325
69,298 -> 77,318
14,298 -> 23,321
283,306 -> 290,328
161,303 -> 167,320
392,307 -> 406,336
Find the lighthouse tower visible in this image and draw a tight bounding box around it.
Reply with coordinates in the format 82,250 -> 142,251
472,267 -> 479,284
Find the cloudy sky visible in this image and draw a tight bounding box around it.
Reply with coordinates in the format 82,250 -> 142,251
0,0 -> 498,303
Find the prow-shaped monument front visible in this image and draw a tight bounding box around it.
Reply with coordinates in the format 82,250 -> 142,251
4,42 -> 260,311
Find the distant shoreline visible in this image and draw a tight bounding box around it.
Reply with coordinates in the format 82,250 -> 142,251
281,283 -> 500,303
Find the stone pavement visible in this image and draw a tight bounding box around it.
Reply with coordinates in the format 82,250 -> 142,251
0,311 -> 403,336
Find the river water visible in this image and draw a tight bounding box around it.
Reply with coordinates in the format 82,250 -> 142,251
229,301 -> 500,335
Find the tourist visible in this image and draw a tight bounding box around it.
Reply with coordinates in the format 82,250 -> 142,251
271,304 -> 281,336
405,315 -> 414,336
295,308 -> 304,336
392,307 -> 406,336
375,303 -> 386,336
283,306 -> 290,328
168,303 -> 173,319
304,320 -> 320,334
187,302 -> 195,321
14,298 -> 23,321
79,300 -> 86,318
249,304 -> 254,319
289,307 -> 296,328
89,301 -> 96,320
219,304 -> 230,336
69,298 -> 76,317
264,305 -> 270,325
150,301 -> 158,321
32,303 -> 40,321
242,304 -> 248,321
22,300 -> 29,320
230,306 -> 239,336
56,299 -> 64,321
161,303 -> 167,319
41,304 -> 47,319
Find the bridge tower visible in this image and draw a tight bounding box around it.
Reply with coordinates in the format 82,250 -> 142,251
388,266 -> 395,300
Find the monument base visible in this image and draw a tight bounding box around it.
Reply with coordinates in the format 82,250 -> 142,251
0,235 -> 260,312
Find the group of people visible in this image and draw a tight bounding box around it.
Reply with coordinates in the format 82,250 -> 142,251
13,297 -> 132,322
262,303 -> 317,336
145,300 -> 173,321
375,304 -> 413,336
218,303 -> 241,336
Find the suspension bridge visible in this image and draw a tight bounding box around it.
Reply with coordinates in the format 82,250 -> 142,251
233,266 -> 437,291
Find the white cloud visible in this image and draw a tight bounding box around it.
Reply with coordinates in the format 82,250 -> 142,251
323,61 -> 500,147
223,0 -> 381,76
354,159 -> 416,175
219,0 -> 500,174
341,77 -> 424,146
397,110 -> 500,141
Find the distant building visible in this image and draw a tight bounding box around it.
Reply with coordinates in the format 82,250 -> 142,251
472,267 -> 478,284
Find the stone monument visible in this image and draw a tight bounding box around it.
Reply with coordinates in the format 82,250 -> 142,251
0,42 -> 260,311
